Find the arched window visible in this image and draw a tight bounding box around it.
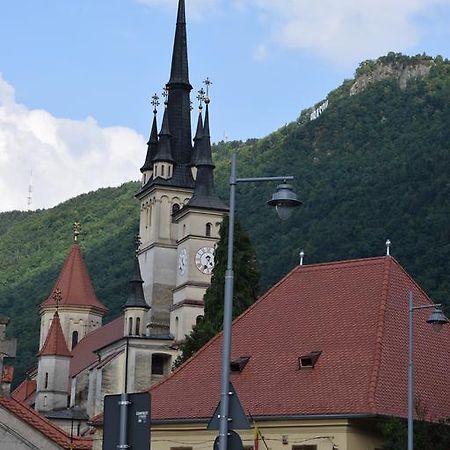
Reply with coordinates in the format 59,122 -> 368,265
135,317 -> 141,336
71,331 -> 79,349
44,373 -> 49,389
206,222 -> 212,237
161,165 -> 165,176
196,315 -> 204,325
128,317 -> 133,336
168,166 -> 172,177
172,203 -> 180,223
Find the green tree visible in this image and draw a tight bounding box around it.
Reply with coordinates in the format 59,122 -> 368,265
174,216 -> 260,367
381,417 -> 450,450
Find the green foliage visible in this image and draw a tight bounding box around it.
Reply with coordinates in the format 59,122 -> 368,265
0,182 -> 140,385
2,53 -> 450,386
381,417 -> 450,450
174,216 -> 260,367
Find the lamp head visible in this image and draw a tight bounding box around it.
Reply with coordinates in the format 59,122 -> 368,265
427,308 -> 449,332
267,182 -> 302,220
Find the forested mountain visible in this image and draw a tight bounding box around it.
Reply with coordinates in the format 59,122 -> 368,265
1,53 -> 450,385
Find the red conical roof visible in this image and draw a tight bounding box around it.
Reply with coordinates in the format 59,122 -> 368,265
41,244 -> 107,313
37,312 -> 71,357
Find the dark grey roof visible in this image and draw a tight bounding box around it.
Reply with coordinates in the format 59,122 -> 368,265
141,114 -> 159,172
153,108 -> 175,163
190,110 -> 204,166
122,257 -> 149,310
187,105 -> 227,211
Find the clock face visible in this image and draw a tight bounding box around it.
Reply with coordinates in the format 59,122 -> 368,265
178,249 -> 187,275
195,247 -> 215,274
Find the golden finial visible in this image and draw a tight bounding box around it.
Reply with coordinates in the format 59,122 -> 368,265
53,288 -> 62,312
73,222 -> 81,243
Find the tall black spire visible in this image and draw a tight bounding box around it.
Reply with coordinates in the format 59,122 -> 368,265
188,103 -> 227,211
169,0 -> 190,86
164,0 -> 194,188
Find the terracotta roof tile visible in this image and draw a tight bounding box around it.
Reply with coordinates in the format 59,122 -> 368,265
41,244 -> 107,313
38,312 -> 72,357
0,396 -> 92,449
11,379 -> 36,405
70,316 -> 124,377
149,257 -> 450,422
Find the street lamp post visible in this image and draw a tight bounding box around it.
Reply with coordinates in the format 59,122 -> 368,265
407,291 -> 448,450
218,154 -> 302,450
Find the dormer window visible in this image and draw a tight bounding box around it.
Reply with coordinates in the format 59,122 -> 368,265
230,356 -> 251,372
298,351 -> 322,369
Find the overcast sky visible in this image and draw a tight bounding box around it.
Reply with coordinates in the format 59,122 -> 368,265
1,0 -> 450,212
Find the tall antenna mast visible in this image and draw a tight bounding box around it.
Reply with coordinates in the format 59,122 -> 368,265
27,170 -> 33,210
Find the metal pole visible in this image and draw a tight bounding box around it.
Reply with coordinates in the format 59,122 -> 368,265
218,153 -> 237,450
407,291 -> 414,450
118,337 -> 130,449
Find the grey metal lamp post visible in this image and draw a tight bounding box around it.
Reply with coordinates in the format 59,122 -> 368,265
407,291 -> 448,450
218,153 -> 301,450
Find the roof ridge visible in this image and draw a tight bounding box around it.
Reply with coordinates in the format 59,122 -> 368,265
294,256 -> 388,272
367,256 -> 392,412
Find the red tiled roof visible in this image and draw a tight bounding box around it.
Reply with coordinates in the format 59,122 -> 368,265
41,244 -> 107,313
70,316 -> 124,377
38,312 -> 72,357
150,257 -> 450,422
11,379 -> 36,405
0,396 -> 92,449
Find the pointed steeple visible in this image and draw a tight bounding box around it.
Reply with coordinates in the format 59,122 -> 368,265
188,102 -> 227,211
169,0 -> 190,86
141,96 -> 160,173
37,312 -> 71,357
40,244 -> 108,314
123,255 -> 149,310
153,107 -> 174,163
190,109 -> 204,167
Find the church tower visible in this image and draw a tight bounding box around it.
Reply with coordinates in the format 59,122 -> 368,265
136,0 -> 226,339
39,224 -> 108,351
35,310 -> 72,412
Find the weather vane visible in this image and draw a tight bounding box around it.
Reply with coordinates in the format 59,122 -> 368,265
385,239 -> 391,256
135,234 -> 142,256
203,77 -> 212,104
73,222 -> 81,243
151,93 -> 160,115
162,85 -> 169,106
197,88 -> 206,110
53,288 -> 62,312
299,250 -> 305,266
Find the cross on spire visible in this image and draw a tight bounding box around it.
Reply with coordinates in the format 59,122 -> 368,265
197,88 -> 206,110
203,77 -> 212,104
162,86 -> 169,106
53,288 -> 62,312
73,222 -> 81,243
151,93 -> 160,115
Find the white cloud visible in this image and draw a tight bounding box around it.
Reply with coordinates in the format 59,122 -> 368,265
237,0 -> 449,65
136,0 -> 219,19
0,75 -> 146,212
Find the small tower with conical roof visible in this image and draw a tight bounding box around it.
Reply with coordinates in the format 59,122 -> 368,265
39,223 -> 108,352
123,236 -> 150,337
140,94 -> 160,186
35,308 -> 72,412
